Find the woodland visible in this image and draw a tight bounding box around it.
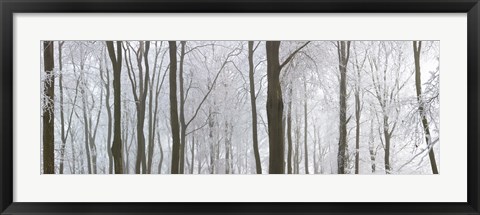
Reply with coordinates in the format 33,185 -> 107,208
41,40 -> 440,174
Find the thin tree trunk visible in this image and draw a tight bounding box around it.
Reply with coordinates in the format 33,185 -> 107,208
168,41 -> 181,174
151,42 -> 168,174
122,106 -> 130,173
88,84 -> 103,174
215,136 -> 221,173
198,135 -> 203,174
248,41 -> 262,174
287,84 -> 293,174
354,67 -> 361,174
337,41 -> 351,174
58,41 -> 67,174
179,41 -> 187,174
225,121 -> 230,174
70,131 -> 77,174
58,42 -> 79,174
146,60 -> 155,174
369,119 -> 376,173
102,52 -> 114,174
105,100 -> 113,174
157,131 -> 164,174
208,107 -> 215,174
229,124 -> 234,173
146,89 -> 154,174
43,41 -> 55,174
282,111 -> 287,171
413,41 -> 439,174
81,86 -> 92,174
313,124 -> 318,174
146,43 -> 162,174
383,115 -> 391,174
190,132 -> 195,174
106,41 -> 124,174
294,116 -> 301,174
303,79 -> 309,174
354,114 -> 360,173
130,41 -> 149,174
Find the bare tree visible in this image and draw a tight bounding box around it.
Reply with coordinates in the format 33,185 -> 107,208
337,41 -> 351,174
99,47 -> 114,174
352,42 -> 367,174
123,41 -> 150,174
147,42 -> 168,174
248,41 -> 262,174
303,74 -> 309,174
169,41 -> 181,174
294,110 -> 301,174
80,78 -> 92,174
177,42 -> 241,174
265,41 -> 310,174
368,118 -> 377,173
368,42 -> 408,174
58,41 -> 80,174
178,41 -> 187,173
413,41 -> 439,174
106,41 -> 124,174
286,82 -> 293,174
43,41 -> 55,174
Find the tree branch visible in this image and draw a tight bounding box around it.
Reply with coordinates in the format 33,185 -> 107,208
280,41 -> 311,69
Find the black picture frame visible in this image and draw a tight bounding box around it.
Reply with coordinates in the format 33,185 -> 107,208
1,0 -> 479,214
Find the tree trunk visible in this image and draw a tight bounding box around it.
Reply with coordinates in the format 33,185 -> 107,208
413,41 -> 439,174
225,121 -> 230,174
42,41 -> 55,174
354,111 -> 361,173
150,42 -> 167,174
294,116 -> 301,174
58,41 -> 79,174
265,41 -> 285,174
190,132 -> 195,174
354,67 -> 361,174
179,41 -> 187,174
147,43 -> 162,174
146,77 -> 155,174
368,119 -> 376,173
70,131 -> 77,174
106,88 -> 113,174
303,79 -> 309,174
264,41 -> 309,174
61,73 -> 80,173
248,41 -> 262,174
88,84 -> 103,174
58,41 -> 67,174
122,108 -> 130,173
287,84 -> 293,174
168,41 -> 181,174
81,84 -> 92,174
102,51 -> 114,174
106,41 -> 124,174
383,115 -> 391,174
157,131 -> 164,174
129,41 -> 149,174
313,124 -> 318,174
198,134 -> 203,174
208,108 -> 215,174
337,41 -> 351,174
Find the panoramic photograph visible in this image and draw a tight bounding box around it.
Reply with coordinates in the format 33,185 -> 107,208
40,40 -> 439,174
